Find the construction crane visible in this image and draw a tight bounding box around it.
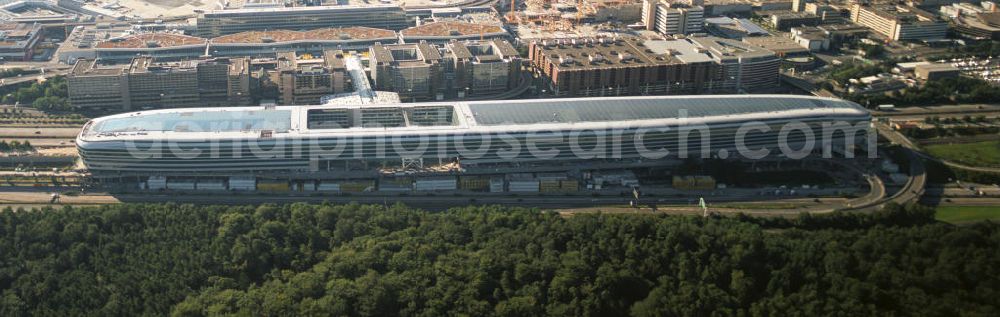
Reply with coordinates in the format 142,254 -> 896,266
510,0 -> 517,23
576,0 -> 581,24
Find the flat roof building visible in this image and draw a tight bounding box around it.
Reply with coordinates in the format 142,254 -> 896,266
850,4 -> 947,41
767,11 -> 821,31
58,23 -> 134,63
953,11 -> 1000,41
272,51 -> 351,105
195,5 -> 409,38
742,35 -> 811,57
0,22 -> 42,61
76,95 -> 870,179
705,17 -> 770,38
690,36 -> 782,92
529,37 -> 717,97
446,39 -> 522,98
400,21 -> 508,44
529,36 -> 780,97
67,57 -> 251,111
94,33 -> 208,62
914,63 -> 960,81
642,0 -> 705,35
369,41 -> 445,102
209,27 -> 398,57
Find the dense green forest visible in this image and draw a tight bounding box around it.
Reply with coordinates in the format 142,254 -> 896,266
0,203 -> 997,316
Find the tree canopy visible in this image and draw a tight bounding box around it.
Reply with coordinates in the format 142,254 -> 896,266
0,203 -> 996,316
1,76 -> 69,111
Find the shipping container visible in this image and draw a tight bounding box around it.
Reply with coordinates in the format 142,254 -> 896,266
229,176 -> 256,191
300,181 -> 319,191
508,179 -> 539,192
316,182 -> 341,192
489,177 -> 505,192
673,175 -> 715,190
536,172 -> 568,181
340,180 -> 375,192
197,180 -> 226,190
459,176 -> 490,191
147,176 -> 167,190
415,176 -> 457,191
257,181 -> 290,192
166,179 -> 196,190
560,179 -> 579,192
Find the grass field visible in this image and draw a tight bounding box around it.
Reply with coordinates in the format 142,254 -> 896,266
925,141 -> 1000,168
935,206 -> 1000,224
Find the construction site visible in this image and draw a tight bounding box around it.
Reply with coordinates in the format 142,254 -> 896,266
505,0 -> 642,30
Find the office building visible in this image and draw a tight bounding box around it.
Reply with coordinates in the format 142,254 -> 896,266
850,4 -> 947,41
769,11 -> 822,31
369,41 -> 445,101
67,57 -> 251,111
0,22 -> 42,61
691,36 -> 782,92
273,51 -> 351,105
528,36 -> 779,97
642,0 -> 705,35
529,37 -> 715,97
400,21 -> 509,44
914,63 -> 960,81
94,33 -> 208,62
445,39 -> 522,98
195,5 -> 409,37
792,0 -> 809,12
947,5 -> 1000,41
209,27 -> 398,57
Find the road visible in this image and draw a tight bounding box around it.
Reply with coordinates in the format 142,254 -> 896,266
0,138 -> 74,147
874,124 -> 928,208
0,189 -> 849,214
0,127 -> 81,138
872,103 -> 1000,119
0,68 -> 70,88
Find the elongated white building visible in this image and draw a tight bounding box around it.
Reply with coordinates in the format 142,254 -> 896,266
78,95 -> 871,181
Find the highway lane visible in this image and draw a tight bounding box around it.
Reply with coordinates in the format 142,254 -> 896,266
0,189 -> 850,213
873,125 -> 928,208
0,69 -> 70,88
0,138 -> 75,147
0,127 -> 81,138
872,104 -> 1000,118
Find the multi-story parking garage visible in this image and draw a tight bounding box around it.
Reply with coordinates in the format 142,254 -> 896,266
77,95 -> 871,192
